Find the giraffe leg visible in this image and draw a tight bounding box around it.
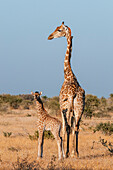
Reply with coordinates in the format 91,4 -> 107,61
67,98 -> 74,127
71,128 -> 76,157
58,139 -> 62,160
62,131 -> 66,158
75,130 -> 79,157
59,126 -> 65,158
61,114 -> 66,157
62,109 -> 70,157
61,137 -> 65,158
70,127 -> 79,158
66,125 -> 70,157
73,89 -> 85,158
53,132 -> 62,160
37,130 -> 44,159
41,132 -> 44,158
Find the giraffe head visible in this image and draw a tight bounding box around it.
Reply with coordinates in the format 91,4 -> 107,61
31,91 -> 42,101
48,22 -> 71,40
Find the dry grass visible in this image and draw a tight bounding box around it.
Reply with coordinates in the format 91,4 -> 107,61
0,109 -> 113,169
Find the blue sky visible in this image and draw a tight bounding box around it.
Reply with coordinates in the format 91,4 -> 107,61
0,0 -> 113,98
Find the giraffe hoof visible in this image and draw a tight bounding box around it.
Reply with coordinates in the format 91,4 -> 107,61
70,151 -> 75,158
70,151 -> 79,158
70,154 -> 77,158
63,154 -> 65,159
75,153 -> 79,158
66,152 -> 70,158
37,157 -> 42,161
37,157 -> 39,161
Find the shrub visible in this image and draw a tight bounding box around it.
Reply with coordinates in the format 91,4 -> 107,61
8,147 -> 18,152
0,103 -> 9,112
84,94 -> 100,119
0,94 -> 34,110
100,97 -> 106,105
110,93 -> 113,98
42,95 -> 48,100
44,130 -> 54,139
84,106 -> 93,119
29,130 -> 54,140
93,111 -> 111,118
43,96 -> 60,116
99,137 -> 113,153
99,97 -> 107,111
0,94 -> 23,109
3,132 -> 12,137
19,94 -> 34,101
107,106 -> 113,112
21,100 -> 33,109
93,122 -> 113,135
13,156 -> 41,170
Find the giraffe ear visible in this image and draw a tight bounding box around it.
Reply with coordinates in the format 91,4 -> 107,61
40,91 -> 42,96
62,21 -> 64,25
31,91 -> 34,95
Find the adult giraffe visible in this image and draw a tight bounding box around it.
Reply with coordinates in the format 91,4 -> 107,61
48,22 -> 85,157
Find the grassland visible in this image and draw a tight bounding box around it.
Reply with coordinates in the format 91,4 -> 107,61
0,94 -> 113,169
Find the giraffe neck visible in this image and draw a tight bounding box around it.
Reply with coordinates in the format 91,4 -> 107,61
64,35 -> 73,81
35,98 -> 45,113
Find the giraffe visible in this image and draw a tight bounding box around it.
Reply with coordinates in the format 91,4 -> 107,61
48,22 -> 85,157
31,91 -> 65,160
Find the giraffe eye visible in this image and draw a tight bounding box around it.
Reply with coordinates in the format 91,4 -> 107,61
65,26 -> 68,31
58,29 -> 62,32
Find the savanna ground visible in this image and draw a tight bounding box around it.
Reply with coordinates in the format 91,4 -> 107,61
0,94 -> 113,169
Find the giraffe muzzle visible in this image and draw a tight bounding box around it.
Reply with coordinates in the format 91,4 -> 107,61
48,34 -> 54,40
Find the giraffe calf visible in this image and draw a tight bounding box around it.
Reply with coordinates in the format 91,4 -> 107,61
31,91 -> 65,160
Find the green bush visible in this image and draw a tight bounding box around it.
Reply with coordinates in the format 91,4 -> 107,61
0,94 -> 22,109
0,94 -> 34,110
0,103 -> 9,112
84,94 -> 100,118
110,93 -> 113,98
93,111 -> 111,118
3,132 -> 12,137
99,137 -> 113,153
29,130 -> 54,140
100,97 -> 106,106
107,106 -> 113,112
42,95 -> 48,100
43,96 -> 60,116
21,100 -> 33,109
99,97 -> 107,111
93,122 -> 113,135
19,94 -> 34,101
44,130 -> 54,139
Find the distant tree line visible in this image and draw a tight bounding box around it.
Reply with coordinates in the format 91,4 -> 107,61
0,93 -> 113,118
